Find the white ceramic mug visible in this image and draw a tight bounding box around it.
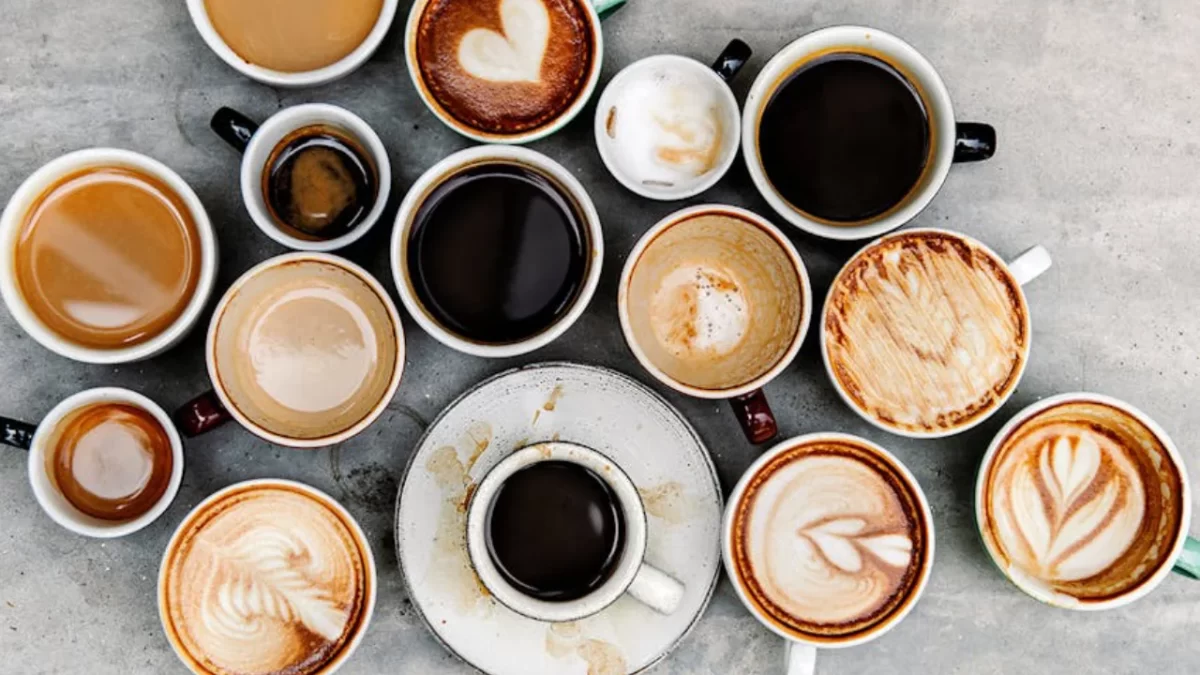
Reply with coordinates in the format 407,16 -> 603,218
742,25 -> 997,240
0,148 -> 219,364
209,104 -> 392,252
1,387 -> 183,538
466,442 -> 685,622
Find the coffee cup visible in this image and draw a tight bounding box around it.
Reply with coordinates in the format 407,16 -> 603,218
392,145 -> 603,358
618,204 -> 811,444
976,393 -> 1200,610
723,433 -> 935,674
187,0 -> 400,87
1,387 -> 183,538
159,478 -> 376,675
404,0 -> 625,143
743,25 -> 997,240
0,148 -> 218,364
210,105 -> 392,252
175,252 -> 405,448
466,442 -> 685,622
822,228 -> 1052,438
594,39 -> 752,200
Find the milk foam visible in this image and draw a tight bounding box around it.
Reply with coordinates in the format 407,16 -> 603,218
457,0 -> 550,83
649,264 -> 748,359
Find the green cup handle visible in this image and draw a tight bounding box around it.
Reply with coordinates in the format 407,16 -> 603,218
591,0 -> 625,20
1174,536 -> 1200,580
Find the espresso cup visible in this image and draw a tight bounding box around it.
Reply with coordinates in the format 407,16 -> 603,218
175,252 -> 405,448
618,204 -> 812,444
594,39 -> 752,200
159,479 -> 376,675
210,105 -> 392,252
743,25 -> 997,240
187,0 -> 400,87
1,387 -> 183,538
392,145 -> 603,358
405,0 -> 625,143
0,148 -> 218,364
976,393 -> 1200,610
822,228 -> 1052,438
723,433 -> 935,674
466,442 -> 685,622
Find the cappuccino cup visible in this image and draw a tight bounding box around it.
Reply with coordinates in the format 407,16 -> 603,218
466,442 -> 685,622
976,393 -> 1200,610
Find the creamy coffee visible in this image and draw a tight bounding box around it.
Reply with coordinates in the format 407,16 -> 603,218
825,231 -> 1027,434
980,400 -> 1184,604
160,483 -> 371,675
204,0 -> 384,73
730,437 -> 929,641
414,0 -> 595,135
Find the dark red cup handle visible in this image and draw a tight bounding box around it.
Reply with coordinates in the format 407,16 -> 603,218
175,390 -> 233,437
729,389 -> 778,445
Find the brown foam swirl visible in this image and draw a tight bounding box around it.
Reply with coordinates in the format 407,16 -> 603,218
162,485 -> 370,675
825,231 -> 1027,434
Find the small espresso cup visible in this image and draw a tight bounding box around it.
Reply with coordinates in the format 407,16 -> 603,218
594,39 -> 752,200
976,393 -> 1200,610
618,204 -> 812,444
210,105 -> 392,252
0,148 -> 218,364
1,387 -> 183,538
466,442 -> 686,622
743,25 -> 997,240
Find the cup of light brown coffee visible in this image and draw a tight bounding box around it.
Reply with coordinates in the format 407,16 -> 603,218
174,252 -> 405,448
0,149 -> 218,364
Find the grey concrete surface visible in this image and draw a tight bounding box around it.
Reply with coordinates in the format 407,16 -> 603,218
2,0 -> 1199,673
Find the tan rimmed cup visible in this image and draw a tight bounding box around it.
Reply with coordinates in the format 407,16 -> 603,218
175,252 -> 405,448
618,204 -> 811,444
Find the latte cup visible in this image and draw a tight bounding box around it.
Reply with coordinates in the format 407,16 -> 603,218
0,388 -> 183,538
466,442 -> 686,622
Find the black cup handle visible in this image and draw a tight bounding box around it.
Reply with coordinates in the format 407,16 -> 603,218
711,39 -> 752,83
954,123 -> 996,162
211,107 -> 260,154
0,417 -> 36,450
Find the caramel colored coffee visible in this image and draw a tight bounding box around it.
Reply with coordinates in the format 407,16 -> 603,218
46,402 -> 173,521
15,166 -> 202,349
414,0 -> 595,135
204,0 -> 384,73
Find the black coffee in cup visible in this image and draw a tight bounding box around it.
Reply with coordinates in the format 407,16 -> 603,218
264,124 -> 378,240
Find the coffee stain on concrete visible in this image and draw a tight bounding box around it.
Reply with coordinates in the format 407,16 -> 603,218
545,623 -> 627,675
425,445 -> 493,615
639,481 -> 700,524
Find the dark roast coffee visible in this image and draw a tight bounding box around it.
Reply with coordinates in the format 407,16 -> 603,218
758,52 -> 930,223
407,163 -> 589,343
485,461 -> 625,602
263,124 -> 377,240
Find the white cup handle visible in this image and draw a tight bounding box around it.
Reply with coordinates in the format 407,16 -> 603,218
786,642 -> 817,675
626,562 -> 685,614
1007,245 -> 1052,286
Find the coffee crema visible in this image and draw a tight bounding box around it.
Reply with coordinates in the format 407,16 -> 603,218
204,0 -> 384,73
730,438 -> 929,641
980,401 -> 1184,604
825,231 -> 1027,434
161,484 -> 371,675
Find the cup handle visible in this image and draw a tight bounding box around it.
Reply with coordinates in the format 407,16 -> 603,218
711,39 -> 752,83
590,0 -> 625,20
174,390 -> 233,438
0,417 -> 36,450
786,642 -> 817,675
211,107 -> 260,154
1007,245 -> 1053,286
626,562 -> 685,614
954,123 -> 996,162
1173,536 -> 1200,580
729,389 -> 779,445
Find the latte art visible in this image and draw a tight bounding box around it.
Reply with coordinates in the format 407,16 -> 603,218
458,0 -> 549,83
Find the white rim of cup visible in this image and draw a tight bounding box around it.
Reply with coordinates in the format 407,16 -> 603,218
741,25 -> 957,241
593,54 -> 742,200
721,432 -> 936,648
0,148 -> 219,365
819,227 -> 1034,439
391,145 -> 604,358
240,104 -> 393,252
205,252 -> 406,448
27,387 -> 184,539
403,0 -> 605,144
617,204 -> 812,400
185,0 -> 400,88
974,392 -> 1193,611
158,478 -> 378,675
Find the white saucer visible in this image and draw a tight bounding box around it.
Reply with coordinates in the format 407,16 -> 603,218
395,362 -> 723,674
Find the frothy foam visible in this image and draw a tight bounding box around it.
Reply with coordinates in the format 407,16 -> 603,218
649,264 -> 748,359
457,0 -> 549,82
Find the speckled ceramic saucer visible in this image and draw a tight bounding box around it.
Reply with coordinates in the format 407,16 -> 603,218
395,362 -> 723,674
